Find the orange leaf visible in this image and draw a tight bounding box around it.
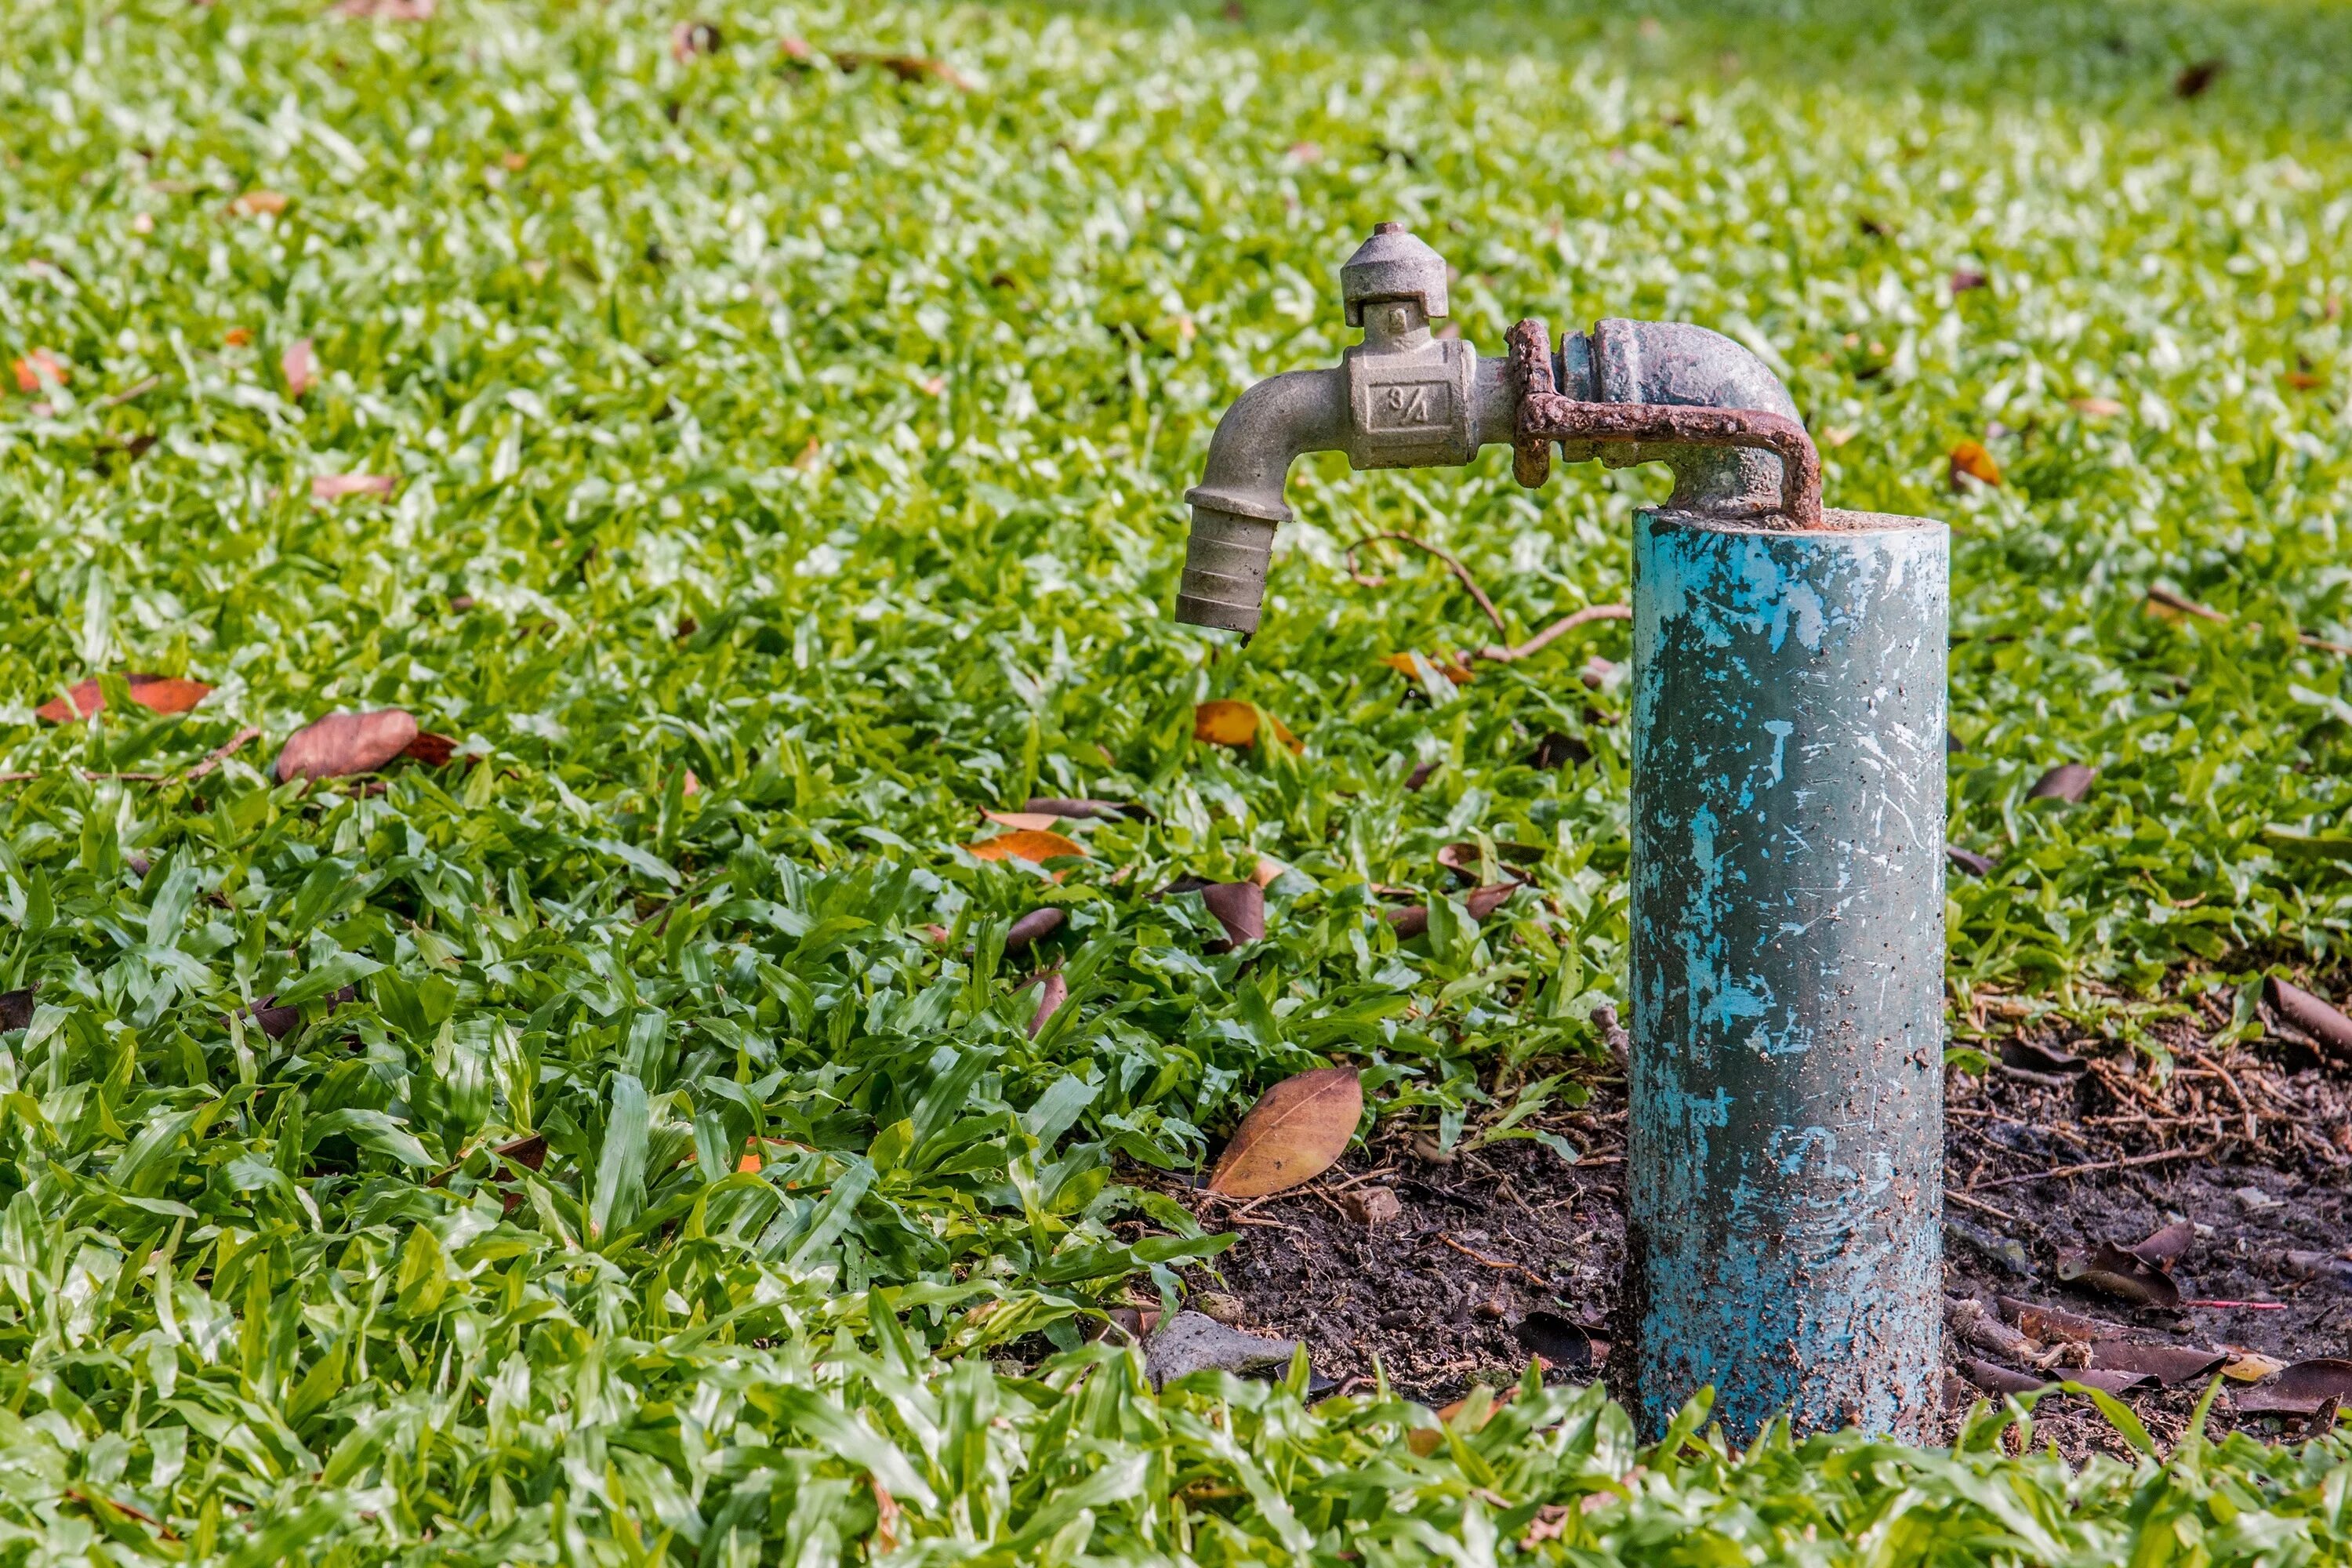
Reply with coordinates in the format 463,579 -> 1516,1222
12,350 -> 67,394
227,190 -> 289,218
1194,699 -> 1301,753
1381,652 -> 1473,686
2070,396 -> 2125,418
983,809 -> 1063,833
1948,439 -> 2002,488
2286,371 -> 2326,391
1206,1066 -> 1362,1198
36,673 -> 212,724
964,828 -> 1087,863
223,327 -> 252,347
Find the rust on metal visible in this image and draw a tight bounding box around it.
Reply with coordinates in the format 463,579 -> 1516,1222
1506,318 -> 1555,488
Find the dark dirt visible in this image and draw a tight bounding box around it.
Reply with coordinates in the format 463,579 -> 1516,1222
1155,989 -> 2352,1459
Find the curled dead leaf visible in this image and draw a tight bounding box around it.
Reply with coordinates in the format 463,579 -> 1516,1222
36,673 -> 212,724
2089,1340 -> 2227,1386
1206,1066 -> 1362,1197
1022,796 -> 1146,822
1027,969 -> 1067,1037
2129,1218 -> 2194,1270
2263,977 -> 2352,1062
227,189 -> 289,217
2058,1241 -> 2183,1308
1003,906 -> 1065,953
1436,841 -> 1543,881
276,709 -> 419,782
1381,651 -> 1473,686
983,809 -> 1064,833
401,731 -> 457,767
1999,1298 -> 2131,1345
1948,439 -> 2002,488
964,828 -> 1086,864
2233,1357 -> 2352,1416
281,337 -> 318,397
1194,699 -> 1301,754
1250,855 -> 1284,888
2071,396 -> 2126,417
311,474 -> 397,501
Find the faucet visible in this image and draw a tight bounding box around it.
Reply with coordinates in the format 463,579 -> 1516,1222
1174,221 -> 1824,637
1175,224 -> 1949,1448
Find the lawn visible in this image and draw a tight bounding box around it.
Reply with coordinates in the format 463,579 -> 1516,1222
2,0 -> 2352,1559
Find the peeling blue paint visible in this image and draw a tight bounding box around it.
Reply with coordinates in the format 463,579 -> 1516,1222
1628,509 -> 1947,1443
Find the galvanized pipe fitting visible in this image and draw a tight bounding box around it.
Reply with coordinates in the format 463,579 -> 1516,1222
1174,227 -> 1948,1440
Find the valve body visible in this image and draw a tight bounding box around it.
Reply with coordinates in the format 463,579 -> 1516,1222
1626,509 -> 1947,1441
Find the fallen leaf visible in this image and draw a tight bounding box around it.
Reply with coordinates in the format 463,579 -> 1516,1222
1410,1383 -> 1516,1455
1027,969 -> 1066,1037
1381,651 -> 1472,685
964,828 -> 1086,864
1514,1310 -> 1601,1370
1338,1186 -> 1401,1226
869,1477 -> 900,1557
982,810 -> 1065,833
401,731 -> 457,766
1250,855 -> 1284,888
793,437 -> 822,470
2090,1340 -> 2227,1386
1959,1358 -> 2043,1396
11,349 -> 67,393
2174,58 -> 2223,98
1949,439 -> 2002,488
670,19 -> 720,58
2027,762 -> 2096,802
1003,906 -> 1065,953
2000,1298 -> 2132,1345
249,983 -> 357,1040
227,189 -> 289,217
2222,1350 -> 2288,1382
1385,904 -> 1432,941
1950,267 -> 1989,292
276,709 -> 420,782
2129,1219 -> 2195,1270
1143,1311 -> 1298,1386
1945,844 -> 1994,877
2264,977 -> 2352,1060
1206,1066 -> 1362,1197
0,986 -> 36,1033
281,337 -> 317,397
2071,1367 -> 2158,1395
2233,1358 -> 2352,1416
1465,882 -> 1519,920
2285,370 -> 2325,391
829,50 -> 973,90
1194,699 -> 1301,753
1200,881 -> 1265,949
2071,396 -> 2126,417
36,673 -> 212,724
2001,1037 -> 2082,1074
223,327 -> 252,347
1947,1216 -> 2033,1278
735,1142 -> 763,1174
1404,760 -> 1439,791
2058,1241 -> 2183,1308
311,474 -> 397,500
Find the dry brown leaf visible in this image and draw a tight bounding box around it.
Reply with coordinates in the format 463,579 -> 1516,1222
11,349 -> 67,393
2234,1357 -> 2352,1415
276,709 -> 419,782
2174,59 -> 2223,99
2058,1242 -> 2183,1308
869,1477 -> 902,1557
1950,267 -> 1989,293
2090,1340 -> 2227,1386
2222,1350 -> 2288,1382
227,190 -> 289,217
2071,396 -> 2125,417
1949,439 -> 2002,488
223,327 -> 253,347
36,673 -> 212,724
1250,855 -> 1285,888
311,474 -> 397,501
282,337 -> 318,397
1027,969 -> 1068,1037
1381,651 -> 1473,685
2027,762 -> 2097,803
2129,1218 -> 2195,1270
1004,907 -> 1065,953
964,828 -> 1086,864
1200,881 -> 1265,949
1999,1298 -> 2130,1345
401,731 -> 457,766
1205,1066 -> 1362,1198
1194,699 -> 1301,754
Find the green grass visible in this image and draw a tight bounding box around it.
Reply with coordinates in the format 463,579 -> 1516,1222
2,0 -> 2351,1559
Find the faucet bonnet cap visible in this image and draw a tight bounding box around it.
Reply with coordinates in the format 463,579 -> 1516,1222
1341,223 -> 1449,326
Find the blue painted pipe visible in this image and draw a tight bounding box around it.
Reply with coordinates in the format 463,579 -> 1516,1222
1627,508 -> 1949,1441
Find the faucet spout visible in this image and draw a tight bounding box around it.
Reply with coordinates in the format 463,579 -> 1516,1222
1175,368 -> 1348,634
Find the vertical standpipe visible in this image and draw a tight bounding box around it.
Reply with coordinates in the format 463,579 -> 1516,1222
1627,508 -> 1949,1442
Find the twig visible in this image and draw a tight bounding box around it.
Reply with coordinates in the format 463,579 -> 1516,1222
1345,532 -> 1508,637
2183,1299 -> 2287,1310
1477,604 -> 1633,664
96,375 -> 160,409
183,725 -> 260,782
1946,1188 -> 2027,1225
1967,1143 -> 2214,1191
1438,1232 -> 1552,1287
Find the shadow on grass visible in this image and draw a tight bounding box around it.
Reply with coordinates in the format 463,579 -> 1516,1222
1038,0 -> 2352,134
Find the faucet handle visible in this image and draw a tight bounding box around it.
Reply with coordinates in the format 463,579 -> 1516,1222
1341,223 -> 1449,328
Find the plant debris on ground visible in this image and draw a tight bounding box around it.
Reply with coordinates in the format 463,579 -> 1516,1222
2,0 -> 2352,1560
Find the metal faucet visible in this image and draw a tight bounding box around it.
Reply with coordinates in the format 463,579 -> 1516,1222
1176,221 -> 1820,637
1177,225 -> 1950,1445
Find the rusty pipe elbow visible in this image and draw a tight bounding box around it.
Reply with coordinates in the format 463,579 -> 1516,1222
1176,367 -> 1348,633
1577,320 -> 1804,520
